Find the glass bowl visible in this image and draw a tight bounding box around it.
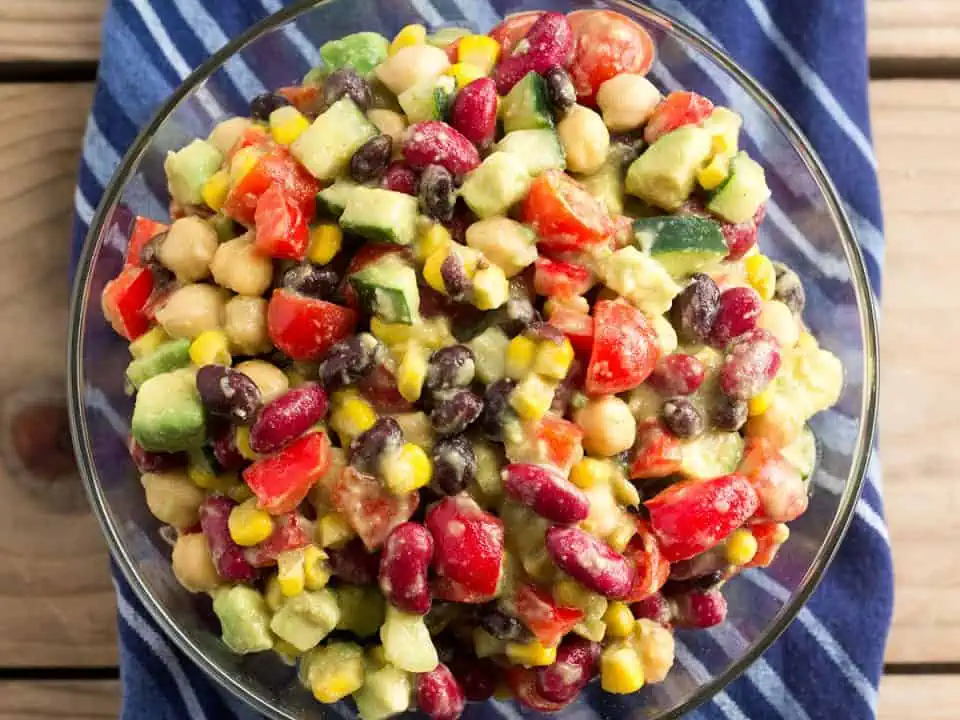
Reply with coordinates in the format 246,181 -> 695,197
67,0 -> 879,718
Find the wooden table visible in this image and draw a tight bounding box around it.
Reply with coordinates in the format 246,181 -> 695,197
0,1 -> 954,716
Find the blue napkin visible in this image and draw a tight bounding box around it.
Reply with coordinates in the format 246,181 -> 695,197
73,1 -> 891,718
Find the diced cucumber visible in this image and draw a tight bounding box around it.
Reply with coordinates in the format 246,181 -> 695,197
634,216 -> 727,277
353,664 -> 413,720
269,588 -> 341,653
212,586 -> 273,654
316,179 -> 360,218
679,431 -> 744,480
472,439 -> 504,497
459,151 -> 532,219
466,325 -> 509,384
164,139 -> 222,206
339,187 -> 419,245
131,368 -> 206,453
291,98 -> 378,181
319,32 -> 389,75
707,151 -> 771,224
494,128 -> 566,177
349,253 -> 420,324
781,424 -> 817,480
125,338 -> 191,390
380,605 -> 438,673
625,126 -> 713,211
398,74 -> 455,124
335,585 -> 386,638
502,72 -> 553,133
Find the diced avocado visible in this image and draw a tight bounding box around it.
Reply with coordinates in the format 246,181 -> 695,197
301,641 -> 366,702
578,153 -> 627,216
502,72 -> 553,134
125,338 -> 191,390
781,424 -> 818,480
634,216 -> 727,277
291,98 -> 378,181
625,126 -> 713,211
464,217 -> 537,278
335,585 -> 386,638
131,369 -> 206,453
349,254 -> 420,324
339,187 -> 419,245
398,74 -> 455,124
164,139 -> 223,206
707,151 -> 771,224
600,246 -> 681,316
354,664 -> 413,720
380,605 -> 438,673
269,588 -> 341,653
316,179 -> 361,218
460,151 -> 532,219
467,326 -> 509,384
701,107 -> 742,156
494,129 -> 566,177
679,431 -> 744,480
319,32 -> 389,75
213,586 -> 274,654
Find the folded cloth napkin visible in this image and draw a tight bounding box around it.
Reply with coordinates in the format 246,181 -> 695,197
72,1 -> 892,718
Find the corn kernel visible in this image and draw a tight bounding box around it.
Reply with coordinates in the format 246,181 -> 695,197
569,458 -> 607,490
445,62 -> 486,89
601,644 -> 645,694
509,374 -> 556,422
229,146 -> 261,185
308,223 -> 343,265
416,223 -> 452,263
545,294 -> 590,318
472,264 -> 509,310
745,254 -> 777,301
189,330 -> 231,366
201,169 -> 230,212
187,452 -> 235,492
330,396 -> 377,446
725,528 -> 759,566
277,548 -> 306,597
797,331 -> 818,352
235,426 -> 258,461
370,317 -> 414,347
607,517 -> 636,553
269,105 -> 310,146
313,669 -> 362,704
129,326 -> 170,359
382,443 -> 432,495
397,342 -> 429,402
304,546 -> 331,590
711,132 -> 735,157
697,154 -> 729,191
228,498 -> 275,547
748,387 -> 774,417
265,574 -> 285,612
457,34 -> 501,74
318,512 -> 355,548
422,247 -> 448,294
604,602 -> 636,639
534,338 -> 574,380
506,640 -> 557,667
390,23 -> 427,55
505,335 -> 537,380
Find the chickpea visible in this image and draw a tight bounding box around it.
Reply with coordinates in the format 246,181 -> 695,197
759,300 -> 800,348
207,116 -> 252,155
157,216 -> 218,283
557,104 -> 610,175
375,44 -> 450,95
235,360 -> 289,403
155,284 -> 229,340
635,618 -> 675,683
596,74 -> 662,132
172,533 -> 221,593
574,395 -> 637,457
367,108 -> 407,147
209,233 -> 273,297
141,471 -> 206,529
224,295 -> 272,355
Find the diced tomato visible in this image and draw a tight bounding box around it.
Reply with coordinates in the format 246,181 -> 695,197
101,266 -> 154,340
630,419 -> 683,479
267,288 -> 358,361
746,522 -> 788,568
513,584 -> 584,648
243,512 -> 312,567
331,466 -> 419,550
228,125 -> 271,160
548,308 -> 594,355
433,576 -> 497,604
585,300 -> 659,395
489,11 -> 544,55
223,146 -> 319,226
276,85 -> 323,116
567,10 -> 656,104
622,518 -> 670,602
737,437 -> 809,523
520,170 -> 614,253
125,216 -> 168,267
243,431 -> 332,515
444,37 -> 463,63
426,497 -> 504,598
645,474 -> 759,562
534,414 -> 584,474
643,91 -> 715,144
507,667 -> 572,713
533,257 -> 594,298
254,183 -> 309,260
358,364 -> 414,413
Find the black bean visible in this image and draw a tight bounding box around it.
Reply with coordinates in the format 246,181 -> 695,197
318,335 -> 381,389
349,416 -> 403,472
636,475 -> 680,503
662,570 -> 726,596
426,345 -> 475,393
350,135 -> 393,183
440,253 -> 472,301
282,263 -> 341,300
773,262 -> 806,315
661,397 -> 704,439
419,164 -> 456,222
431,435 -> 477,496
543,66 -> 576,120
479,379 -> 517,441
430,389 -> 483,437
491,281 -> 539,336
196,365 -> 261,424
250,92 -> 291,122
524,320 -> 565,345
671,273 -> 720,343
139,231 -> 167,267
610,135 -> 647,168
478,606 -> 527,641
323,68 -> 372,110
711,394 -> 748,432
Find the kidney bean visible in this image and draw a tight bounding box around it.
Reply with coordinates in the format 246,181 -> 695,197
479,379 -> 517,441
450,77 -> 498,149
199,496 -> 257,582
327,537 -> 381,585
673,588 -> 727,628
535,636 -> 600,704
710,286 -> 762,348
349,416 -> 403,472
523,320 -> 566,346
417,663 -> 466,720
544,66 -> 576,119
403,121 -> 480,176
430,389 -> 483,437
545,526 -> 634,598
711,394 -> 748,432
502,463 -> 590,524
450,656 -> 500,701
426,345 -> 475,392
196,365 -> 262,425
660,397 -> 704,439
493,12 -> 574,95
419,164 -> 456,222
322,67 -> 371,110
773,262 -> 806,314
479,605 -> 528,641
722,204 -> 766,261
648,354 -> 706,396
127,436 -> 186,473
379,522 -> 434,615
210,422 -> 246,471
431,435 -> 477,496
318,334 -> 380,389
350,134 -> 393,183
719,328 -> 781,400
282,263 -> 341,300
249,91 -> 291,121
248,383 -> 328,454
632,593 -> 674,626
671,273 -> 720,343
382,161 -> 418,195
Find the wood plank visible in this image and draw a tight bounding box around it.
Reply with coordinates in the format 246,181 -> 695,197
873,79 -> 960,662
0,84 -> 116,667
0,681 -> 119,719
879,676 -> 960,719
0,1 -> 105,62
868,1 -> 960,62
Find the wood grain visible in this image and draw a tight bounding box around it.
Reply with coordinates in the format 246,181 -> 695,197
0,681 -> 119,719
0,1 -> 105,62
868,1 -> 960,62
879,676 -> 960,720
0,84 -> 116,667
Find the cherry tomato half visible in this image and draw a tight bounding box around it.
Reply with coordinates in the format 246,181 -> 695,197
585,299 -> 659,395
567,10 -> 656,104
521,169 -> 614,253
489,11 -> 544,55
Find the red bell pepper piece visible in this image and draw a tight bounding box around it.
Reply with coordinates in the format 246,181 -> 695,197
254,183 -> 309,260
243,512 -> 313,567
585,299 -> 659,395
276,85 -> 324,116
533,256 -> 594,298
243,431 -> 331,515
630,419 -> 683,480
331,466 -> 419,550
746,522 -> 788,568
267,288 -> 358,361
223,146 -> 319,226
125,216 -> 168,267
101,265 -> 154,340
513,584 -> 584,648
622,518 -> 670,602
643,90 -> 715,145
737,437 -> 809,523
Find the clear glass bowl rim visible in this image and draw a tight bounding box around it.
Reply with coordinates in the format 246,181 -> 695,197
66,1 -> 880,718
